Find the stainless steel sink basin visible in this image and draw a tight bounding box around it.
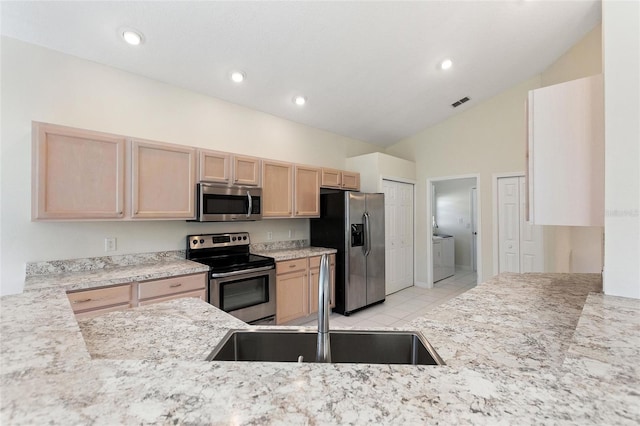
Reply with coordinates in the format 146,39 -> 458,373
207,329 -> 444,365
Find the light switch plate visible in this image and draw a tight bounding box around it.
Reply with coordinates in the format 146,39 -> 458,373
104,237 -> 117,252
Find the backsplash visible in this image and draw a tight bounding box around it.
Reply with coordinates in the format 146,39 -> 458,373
250,239 -> 308,252
25,250 -> 185,276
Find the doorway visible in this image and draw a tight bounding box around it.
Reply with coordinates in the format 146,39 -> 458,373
382,179 -> 414,295
427,175 -> 481,287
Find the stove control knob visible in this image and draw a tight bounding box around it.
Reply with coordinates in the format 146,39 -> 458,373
200,239 -> 204,244
192,239 -> 198,245
243,236 -> 247,240
232,237 -> 237,241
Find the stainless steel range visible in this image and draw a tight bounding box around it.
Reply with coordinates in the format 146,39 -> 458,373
186,232 -> 276,324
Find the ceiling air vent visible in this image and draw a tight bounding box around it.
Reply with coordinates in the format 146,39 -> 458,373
451,96 -> 471,108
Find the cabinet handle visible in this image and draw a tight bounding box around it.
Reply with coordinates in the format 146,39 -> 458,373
73,298 -> 93,304
289,264 -> 296,268
169,283 -> 182,288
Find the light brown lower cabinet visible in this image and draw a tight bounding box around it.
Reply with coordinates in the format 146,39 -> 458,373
67,284 -> 133,320
275,259 -> 309,324
276,255 -> 335,325
67,273 -> 207,319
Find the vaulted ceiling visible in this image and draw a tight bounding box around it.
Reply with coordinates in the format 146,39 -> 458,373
1,1 -> 601,146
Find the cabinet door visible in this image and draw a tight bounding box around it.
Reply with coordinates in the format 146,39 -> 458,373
321,168 -> 341,188
262,160 -> 293,218
199,149 -> 230,183
527,75 -> 604,226
32,122 -> 126,220
276,270 -> 309,324
233,155 -> 261,186
341,171 -> 360,191
294,166 -> 320,217
131,139 -> 196,219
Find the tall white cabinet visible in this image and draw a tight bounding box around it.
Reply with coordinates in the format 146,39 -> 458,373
527,74 -> 604,226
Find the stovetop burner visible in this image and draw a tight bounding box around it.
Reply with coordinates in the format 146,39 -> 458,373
185,232 -> 274,273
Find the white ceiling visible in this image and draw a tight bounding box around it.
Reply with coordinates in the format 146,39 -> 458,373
1,1 -> 601,147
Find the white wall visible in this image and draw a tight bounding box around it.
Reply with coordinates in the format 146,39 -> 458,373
433,178 -> 476,269
0,37 -> 380,295
602,1 -> 640,299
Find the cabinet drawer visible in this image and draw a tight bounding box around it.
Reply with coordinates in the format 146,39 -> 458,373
276,258 -> 308,275
67,284 -> 132,313
309,254 -> 335,269
138,289 -> 206,306
138,273 -> 206,300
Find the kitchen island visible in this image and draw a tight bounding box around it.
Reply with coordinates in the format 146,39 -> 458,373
1,272 -> 638,424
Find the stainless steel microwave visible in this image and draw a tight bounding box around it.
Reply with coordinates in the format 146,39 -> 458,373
195,183 -> 262,222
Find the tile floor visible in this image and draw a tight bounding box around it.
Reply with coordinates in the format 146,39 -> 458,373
302,268 -> 477,328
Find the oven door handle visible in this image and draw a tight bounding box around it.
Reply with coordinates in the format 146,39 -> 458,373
210,265 -> 274,278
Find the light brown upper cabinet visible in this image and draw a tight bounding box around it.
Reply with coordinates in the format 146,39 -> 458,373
32,122 -> 126,220
527,75 -> 604,226
320,168 -> 360,191
199,149 -> 230,184
294,165 -> 321,217
262,160 -> 293,218
131,139 -> 197,219
233,155 -> 261,186
341,171 -> 360,190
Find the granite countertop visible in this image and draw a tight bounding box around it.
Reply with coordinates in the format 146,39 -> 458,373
23,251 -> 210,292
252,246 -> 337,261
2,272 -> 639,424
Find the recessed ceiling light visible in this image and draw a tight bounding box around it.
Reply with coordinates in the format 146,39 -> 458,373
230,71 -> 245,83
122,29 -> 143,46
293,95 -> 306,106
440,59 -> 453,70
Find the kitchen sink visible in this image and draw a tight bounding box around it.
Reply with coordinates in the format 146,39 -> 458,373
206,329 -> 444,365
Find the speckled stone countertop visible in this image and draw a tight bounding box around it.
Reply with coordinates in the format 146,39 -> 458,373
23,251 -> 210,292
2,272 -> 639,424
252,246 -> 337,261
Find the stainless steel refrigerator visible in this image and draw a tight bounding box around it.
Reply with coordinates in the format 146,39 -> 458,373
310,191 -> 385,315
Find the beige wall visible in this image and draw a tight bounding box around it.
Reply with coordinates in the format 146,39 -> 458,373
385,24 -> 603,285
0,37 -> 379,295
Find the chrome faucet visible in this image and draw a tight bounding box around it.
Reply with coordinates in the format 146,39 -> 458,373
316,254 -> 331,363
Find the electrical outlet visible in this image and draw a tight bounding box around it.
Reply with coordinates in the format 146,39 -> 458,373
104,237 -> 117,252
288,229 -> 295,238
267,232 -> 273,241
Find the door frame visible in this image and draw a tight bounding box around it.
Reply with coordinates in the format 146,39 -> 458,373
492,172 -> 523,275
426,173 -> 482,288
380,175 -> 417,290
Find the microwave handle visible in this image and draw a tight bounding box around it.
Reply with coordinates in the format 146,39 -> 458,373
246,191 -> 252,218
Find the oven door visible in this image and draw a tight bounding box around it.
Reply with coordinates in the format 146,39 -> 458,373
209,266 -> 275,324
198,183 -> 262,222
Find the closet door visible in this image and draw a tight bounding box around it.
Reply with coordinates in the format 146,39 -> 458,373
498,176 -> 543,273
382,180 -> 414,294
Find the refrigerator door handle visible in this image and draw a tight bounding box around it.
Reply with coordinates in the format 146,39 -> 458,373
363,212 -> 371,257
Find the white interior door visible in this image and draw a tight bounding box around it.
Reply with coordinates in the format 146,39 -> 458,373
471,187 -> 478,272
382,180 -> 414,294
519,177 -> 544,272
498,176 -> 544,273
498,177 -> 521,273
